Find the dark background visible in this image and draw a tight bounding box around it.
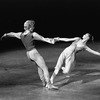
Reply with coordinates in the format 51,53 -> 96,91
0,0 -> 100,51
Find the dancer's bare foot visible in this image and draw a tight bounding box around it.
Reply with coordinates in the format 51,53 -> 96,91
46,84 -> 58,90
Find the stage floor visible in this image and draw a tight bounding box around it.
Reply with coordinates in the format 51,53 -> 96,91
0,42 -> 100,100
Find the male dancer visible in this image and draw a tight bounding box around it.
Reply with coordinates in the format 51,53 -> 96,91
1,20 -> 58,89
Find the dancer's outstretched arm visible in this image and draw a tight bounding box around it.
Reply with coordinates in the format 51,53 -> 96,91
32,32 -> 55,44
54,37 -> 80,42
85,46 -> 100,56
1,32 -> 22,39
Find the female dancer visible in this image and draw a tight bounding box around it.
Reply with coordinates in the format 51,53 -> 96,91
50,33 -> 100,84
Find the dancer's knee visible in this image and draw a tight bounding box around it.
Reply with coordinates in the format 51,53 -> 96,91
54,68 -> 59,75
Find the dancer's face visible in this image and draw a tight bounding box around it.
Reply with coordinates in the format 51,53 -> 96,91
24,20 -> 35,32
24,24 -> 34,32
82,33 -> 90,41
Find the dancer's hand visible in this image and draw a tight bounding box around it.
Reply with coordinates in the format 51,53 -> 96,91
51,37 -> 60,44
1,34 -> 6,40
54,37 -> 60,42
